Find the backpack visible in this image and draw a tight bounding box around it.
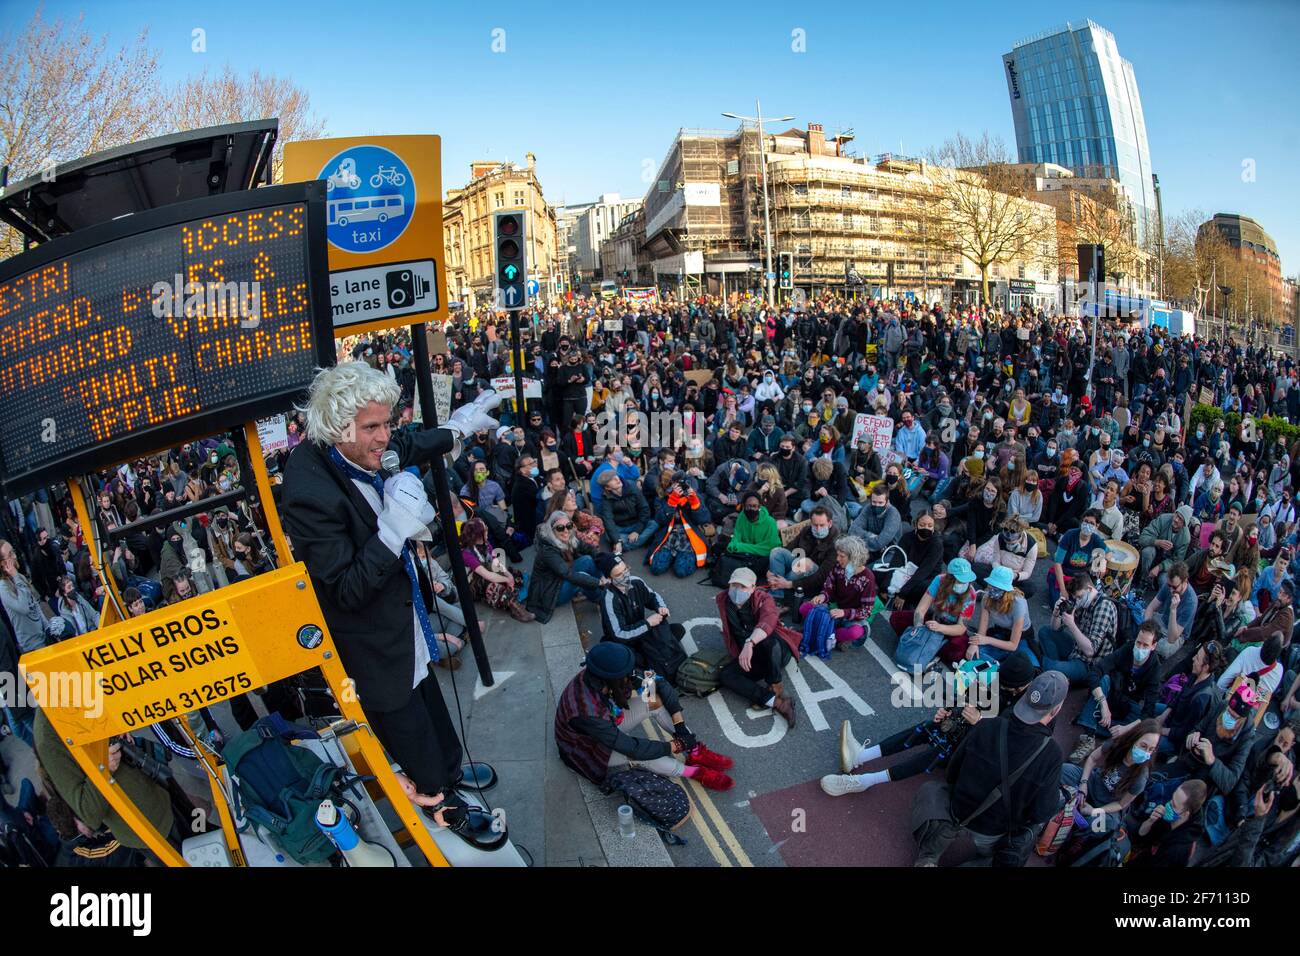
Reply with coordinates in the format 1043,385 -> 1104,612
1114,593 -> 1141,648
1036,784 -> 1081,857
1058,826 -> 1131,868
606,768 -> 690,832
222,715 -> 357,865
1160,672 -> 1189,707
675,647 -> 731,697
894,624 -> 945,670
800,603 -> 836,660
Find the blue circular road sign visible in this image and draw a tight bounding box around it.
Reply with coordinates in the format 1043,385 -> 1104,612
319,144 -> 416,253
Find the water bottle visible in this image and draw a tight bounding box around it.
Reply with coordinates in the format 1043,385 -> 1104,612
618,804 -> 635,840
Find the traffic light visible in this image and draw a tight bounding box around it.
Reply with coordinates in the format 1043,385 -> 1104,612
494,211 -> 528,310
778,252 -> 793,290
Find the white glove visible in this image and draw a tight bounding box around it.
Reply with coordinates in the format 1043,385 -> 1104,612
377,471 -> 435,554
445,389 -> 503,441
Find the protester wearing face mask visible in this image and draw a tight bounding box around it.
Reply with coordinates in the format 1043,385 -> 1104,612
554,642 -> 735,794
504,453 -> 542,545
713,491 -> 781,586
966,565 -> 1037,665
591,553 -> 688,684
951,478 -> 1004,549
767,506 -> 839,603
771,436 -> 811,509
1061,721 -> 1162,836
746,414 -> 784,460
1127,779 -> 1210,867
156,521 -> 192,603
802,535 -> 878,650
849,486 -> 901,562
205,507 -> 240,588
715,567 -> 799,727
1076,621 -> 1163,739
970,516 -> 1039,598
888,558 -> 978,664
1162,685 -> 1260,800
1047,507 -> 1107,602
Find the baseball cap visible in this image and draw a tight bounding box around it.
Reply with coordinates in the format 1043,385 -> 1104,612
1013,670 -> 1069,723
728,566 -> 757,588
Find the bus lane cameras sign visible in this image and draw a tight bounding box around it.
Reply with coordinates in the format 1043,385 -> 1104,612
329,260 -> 439,330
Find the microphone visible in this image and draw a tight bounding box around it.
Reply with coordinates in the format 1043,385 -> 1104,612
380,450 -> 401,476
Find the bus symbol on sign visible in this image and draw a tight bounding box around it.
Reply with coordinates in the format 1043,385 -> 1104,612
318,144 -> 416,253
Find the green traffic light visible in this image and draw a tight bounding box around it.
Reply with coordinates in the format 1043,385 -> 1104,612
503,264 -> 519,281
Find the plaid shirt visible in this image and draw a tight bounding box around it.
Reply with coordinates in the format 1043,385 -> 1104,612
1070,593 -> 1117,662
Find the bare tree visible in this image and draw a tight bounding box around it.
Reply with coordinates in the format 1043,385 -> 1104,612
170,65 -> 327,183
0,8 -> 164,256
928,132 -> 1055,305
906,175 -> 959,300
1068,187 -> 1143,288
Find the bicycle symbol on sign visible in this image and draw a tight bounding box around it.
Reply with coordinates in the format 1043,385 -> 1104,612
370,165 -> 407,188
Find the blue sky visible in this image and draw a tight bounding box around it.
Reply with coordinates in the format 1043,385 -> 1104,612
24,0 -> 1300,274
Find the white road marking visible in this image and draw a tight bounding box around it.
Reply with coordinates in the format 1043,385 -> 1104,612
473,670 -> 516,701
680,617 -> 875,747
863,637 -> 923,706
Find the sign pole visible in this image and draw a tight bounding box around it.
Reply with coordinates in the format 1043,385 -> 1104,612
412,321 -> 494,688
511,309 -> 526,422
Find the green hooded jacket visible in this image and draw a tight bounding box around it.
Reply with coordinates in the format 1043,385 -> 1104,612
728,505 -> 781,556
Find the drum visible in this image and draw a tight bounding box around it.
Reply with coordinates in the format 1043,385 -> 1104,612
1101,539 -> 1139,599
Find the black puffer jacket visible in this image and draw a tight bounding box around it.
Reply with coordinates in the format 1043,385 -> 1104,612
526,522 -> 600,623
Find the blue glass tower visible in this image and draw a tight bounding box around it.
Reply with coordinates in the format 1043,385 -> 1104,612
1003,20 -> 1155,247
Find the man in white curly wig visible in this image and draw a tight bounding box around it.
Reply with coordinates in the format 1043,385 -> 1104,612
281,361 -> 505,850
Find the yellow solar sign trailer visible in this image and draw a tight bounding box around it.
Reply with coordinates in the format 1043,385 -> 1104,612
2,176 -> 450,867
23,436 -> 452,868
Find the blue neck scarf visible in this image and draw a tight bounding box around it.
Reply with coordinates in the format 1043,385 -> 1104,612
327,447 -> 440,663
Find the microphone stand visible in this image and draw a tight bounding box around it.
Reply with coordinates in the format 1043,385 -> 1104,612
411,322 -> 495,688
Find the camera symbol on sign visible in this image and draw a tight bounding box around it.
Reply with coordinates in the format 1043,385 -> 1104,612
386,268 -> 431,310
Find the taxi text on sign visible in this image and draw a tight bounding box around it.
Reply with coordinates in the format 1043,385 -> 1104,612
284,136 -> 448,338
20,565 -> 330,746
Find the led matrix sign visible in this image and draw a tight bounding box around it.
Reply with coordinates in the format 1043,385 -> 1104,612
0,183 -> 333,493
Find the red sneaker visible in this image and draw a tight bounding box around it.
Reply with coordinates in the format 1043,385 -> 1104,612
690,767 -> 735,791
687,742 -> 735,771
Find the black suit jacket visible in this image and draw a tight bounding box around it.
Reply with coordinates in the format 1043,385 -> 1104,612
281,428 -> 448,713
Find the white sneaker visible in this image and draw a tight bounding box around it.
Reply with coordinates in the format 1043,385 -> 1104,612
839,720 -> 863,773
820,773 -> 869,797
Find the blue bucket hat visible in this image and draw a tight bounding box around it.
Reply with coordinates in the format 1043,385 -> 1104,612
984,565 -> 1015,592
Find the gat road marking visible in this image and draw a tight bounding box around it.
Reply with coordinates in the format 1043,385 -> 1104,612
679,617 -> 873,747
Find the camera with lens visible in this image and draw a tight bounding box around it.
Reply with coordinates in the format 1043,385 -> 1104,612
1055,597 -> 1076,616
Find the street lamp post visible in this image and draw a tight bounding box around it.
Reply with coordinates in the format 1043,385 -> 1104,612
723,102 -> 794,306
